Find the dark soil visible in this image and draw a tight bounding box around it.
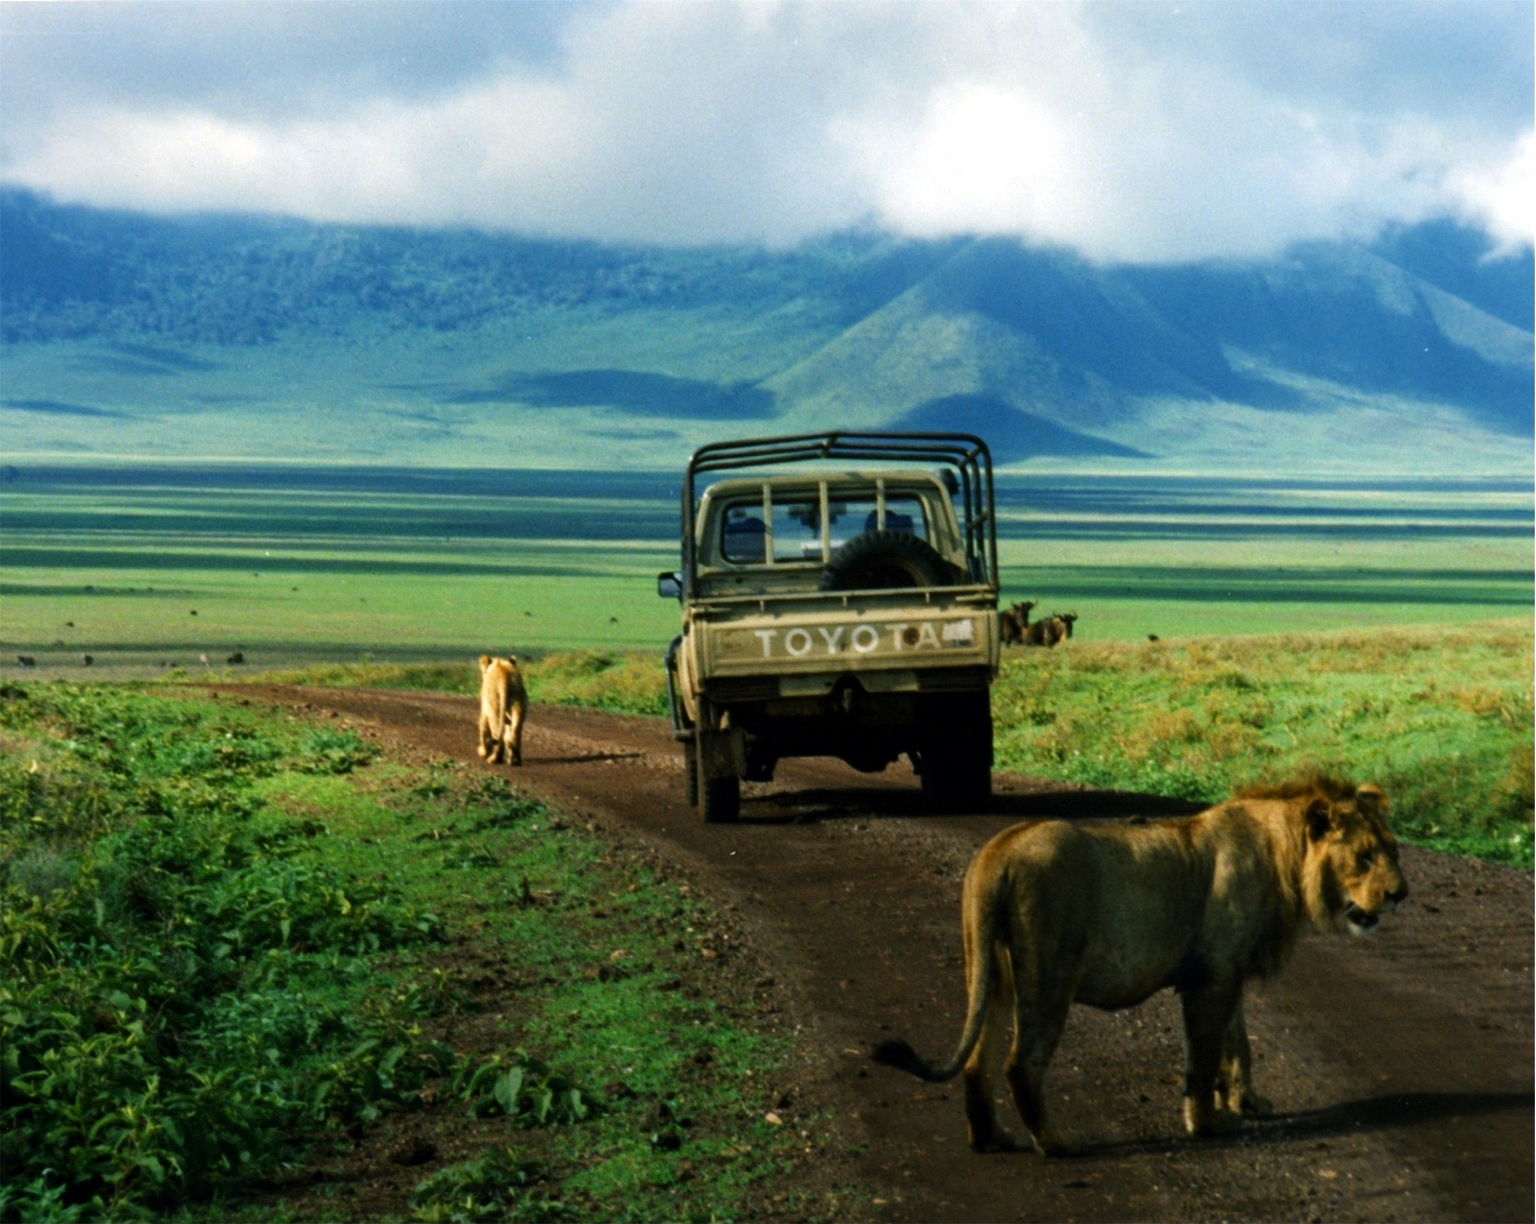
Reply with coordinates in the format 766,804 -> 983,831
224,686 -> 1535,1223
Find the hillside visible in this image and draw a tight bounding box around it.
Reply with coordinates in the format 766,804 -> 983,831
1,190 -> 1530,473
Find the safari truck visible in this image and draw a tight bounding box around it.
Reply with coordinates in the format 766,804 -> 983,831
659,432 -> 1000,822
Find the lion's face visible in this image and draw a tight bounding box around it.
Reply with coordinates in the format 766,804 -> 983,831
1304,784 -> 1408,934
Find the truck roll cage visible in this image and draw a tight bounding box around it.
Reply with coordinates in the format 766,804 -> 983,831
682,431 -> 998,598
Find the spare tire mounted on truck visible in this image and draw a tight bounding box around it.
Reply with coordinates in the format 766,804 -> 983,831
819,529 -> 961,592
659,432 -> 1000,822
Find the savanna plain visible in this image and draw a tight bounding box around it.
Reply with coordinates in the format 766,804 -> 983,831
1,463 -> 1531,1221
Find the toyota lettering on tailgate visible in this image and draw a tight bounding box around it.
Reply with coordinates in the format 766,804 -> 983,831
742,619 -> 975,658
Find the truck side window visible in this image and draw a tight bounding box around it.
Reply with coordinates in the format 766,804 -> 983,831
771,500 -> 828,562
721,504 -> 768,563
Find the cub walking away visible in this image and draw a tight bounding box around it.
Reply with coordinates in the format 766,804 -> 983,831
477,654 -> 528,766
874,776 -> 1407,1155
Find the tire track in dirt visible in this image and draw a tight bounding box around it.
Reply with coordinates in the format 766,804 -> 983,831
230,686 -> 1533,1223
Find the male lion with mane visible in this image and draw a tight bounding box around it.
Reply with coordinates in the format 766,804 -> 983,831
477,654 -> 527,766
874,776 -> 1407,1155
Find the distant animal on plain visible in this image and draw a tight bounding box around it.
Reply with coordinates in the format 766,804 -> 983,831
1148,634 -> 1160,642
16,656 -> 35,667
1022,612 -> 1078,648
999,600 -> 1037,646
82,655 -> 93,666
227,651 -> 245,665
874,776 -> 1407,1156
478,654 -> 528,767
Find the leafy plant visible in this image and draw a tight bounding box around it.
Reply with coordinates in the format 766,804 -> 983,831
410,1148 -> 572,1223
452,1053 -> 600,1127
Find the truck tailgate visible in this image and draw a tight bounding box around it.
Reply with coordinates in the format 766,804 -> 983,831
695,597 -> 996,682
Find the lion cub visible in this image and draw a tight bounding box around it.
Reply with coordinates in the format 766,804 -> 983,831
875,776 -> 1407,1155
477,654 -> 527,766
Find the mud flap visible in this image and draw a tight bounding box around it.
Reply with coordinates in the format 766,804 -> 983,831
699,726 -> 747,782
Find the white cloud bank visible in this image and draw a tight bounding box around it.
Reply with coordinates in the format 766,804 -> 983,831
1,1 -> 1530,262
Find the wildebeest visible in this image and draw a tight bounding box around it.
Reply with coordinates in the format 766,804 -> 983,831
16,655 -> 36,667
1023,612 -> 1079,648
999,600 -> 1037,646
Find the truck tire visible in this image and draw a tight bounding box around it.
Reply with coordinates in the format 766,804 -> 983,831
684,739 -> 700,807
819,530 -> 957,592
701,774 -> 740,823
919,692 -> 993,811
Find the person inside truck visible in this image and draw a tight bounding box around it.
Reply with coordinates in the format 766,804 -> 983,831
722,507 -> 767,563
864,507 -> 914,532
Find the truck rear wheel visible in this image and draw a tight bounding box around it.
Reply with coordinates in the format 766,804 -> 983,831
695,724 -> 741,822
684,739 -> 699,807
701,774 -> 741,823
919,692 -> 993,811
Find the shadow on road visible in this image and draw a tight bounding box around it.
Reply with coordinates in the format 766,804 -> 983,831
532,751 -> 647,766
1073,1090 -> 1533,1160
741,785 -> 1207,826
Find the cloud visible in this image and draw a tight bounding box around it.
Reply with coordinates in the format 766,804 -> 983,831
1,1 -> 1529,262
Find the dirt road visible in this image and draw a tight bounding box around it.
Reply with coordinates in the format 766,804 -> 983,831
234,686 -> 1533,1222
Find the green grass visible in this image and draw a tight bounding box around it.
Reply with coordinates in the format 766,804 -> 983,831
0,683 -> 808,1222
990,620 -> 1534,866
233,653 -> 669,719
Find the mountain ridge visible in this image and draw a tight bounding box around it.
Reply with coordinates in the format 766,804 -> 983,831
1,190 -> 1530,474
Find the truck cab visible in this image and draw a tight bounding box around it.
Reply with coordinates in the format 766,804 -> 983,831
662,432 -> 1000,822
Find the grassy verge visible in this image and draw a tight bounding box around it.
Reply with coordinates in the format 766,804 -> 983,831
992,620 -> 1533,867
236,622 -> 1534,868
0,683 -> 808,1222
242,652 -> 669,719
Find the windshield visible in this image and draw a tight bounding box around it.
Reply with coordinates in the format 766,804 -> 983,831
719,493 -> 928,564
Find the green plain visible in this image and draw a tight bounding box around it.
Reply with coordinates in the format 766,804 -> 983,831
1,467 -> 1529,671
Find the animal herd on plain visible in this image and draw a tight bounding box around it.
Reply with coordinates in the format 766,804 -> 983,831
998,600 -> 1078,648
471,599 -> 1407,1161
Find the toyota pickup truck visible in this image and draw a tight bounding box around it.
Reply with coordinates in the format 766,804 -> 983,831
659,432 -> 1000,821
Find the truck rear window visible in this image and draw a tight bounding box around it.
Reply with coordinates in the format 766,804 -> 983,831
720,495 -> 928,564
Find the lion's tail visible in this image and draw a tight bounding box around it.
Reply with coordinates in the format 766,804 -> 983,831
872,868 -> 1005,1083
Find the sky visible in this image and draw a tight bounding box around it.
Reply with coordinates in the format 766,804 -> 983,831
1,0 -> 1530,263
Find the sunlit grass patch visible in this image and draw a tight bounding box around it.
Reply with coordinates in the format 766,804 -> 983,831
993,620 -> 1534,866
240,652 -> 670,718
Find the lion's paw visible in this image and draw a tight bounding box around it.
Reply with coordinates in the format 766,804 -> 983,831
971,1131 -> 1027,1155
1237,1091 -> 1274,1117
1184,1098 -> 1245,1137
1037,1130 -> 1088,1157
